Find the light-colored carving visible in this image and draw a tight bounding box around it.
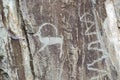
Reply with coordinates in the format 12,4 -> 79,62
79,9 -> 109,79
80,13 -> 97,36
87,55 -> 107,72
34,23 -> 63,58
88,40 -> 103,52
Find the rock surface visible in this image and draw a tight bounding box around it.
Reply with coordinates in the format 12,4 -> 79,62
0,0 -> 120,80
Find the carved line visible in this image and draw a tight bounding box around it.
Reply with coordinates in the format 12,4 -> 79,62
34,23 -> 58,36
87,55 -> 108,72
79,12 -> 109,79
34,23 -> 63,58
88,40 -> 104,52
80,13 -> 97,36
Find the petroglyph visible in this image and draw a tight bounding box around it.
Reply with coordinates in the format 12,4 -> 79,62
80,10 -> 109,79
80,13 -> 97,36
34,23 -> 63,58
88,40 -> 103,52
87,55 -> 107,73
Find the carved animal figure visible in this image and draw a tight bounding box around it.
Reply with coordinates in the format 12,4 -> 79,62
34,23 -> 63,58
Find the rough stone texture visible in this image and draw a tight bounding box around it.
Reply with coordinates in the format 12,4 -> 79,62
0,0 -> 120,80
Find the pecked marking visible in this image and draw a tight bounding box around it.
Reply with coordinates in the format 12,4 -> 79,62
34,23 -> 63,58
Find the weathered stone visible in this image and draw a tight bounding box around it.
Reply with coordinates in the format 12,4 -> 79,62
0,0 -> 120,80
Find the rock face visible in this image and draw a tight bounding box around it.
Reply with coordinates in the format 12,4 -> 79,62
0,0 -> 120,80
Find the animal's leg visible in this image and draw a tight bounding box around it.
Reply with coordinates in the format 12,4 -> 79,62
59,43 -> 63,58
36,44 -> 47,54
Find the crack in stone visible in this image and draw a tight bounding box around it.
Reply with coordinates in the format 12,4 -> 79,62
16,1 -> 35,79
